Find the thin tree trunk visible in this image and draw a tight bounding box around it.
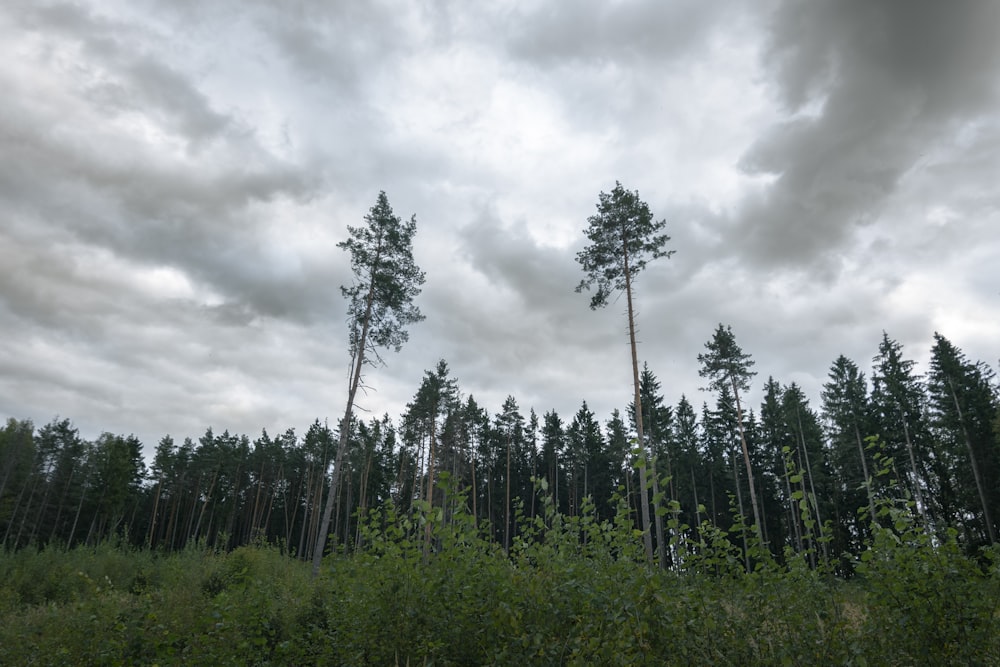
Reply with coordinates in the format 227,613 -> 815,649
311,267 -> 378,577
650,463 -> 667,569
471,453 -> 478,523
424,411 -> 438,558
504,435 -> 511,554
184,477 -> 201,546
690,467 -> 702,540
731,448 -> 750,571
297,465 -> 313,559
27,462 -> 55,545
4,464 -> 34,547
782,452 -> 803,554
530,449 -> 537,520
49,463 -> 76,544
795,447 -> 815,569
554,449 -> 559,515
341,470 -> 352,547
355,450 -> 372,551
796,407 -> 828,561
898,404 -> 929,525
709,469 -> 717,529
731,378 -> 764,548
947,376 -> 996,544
251,459 -> 266,539
192,469 -> 218,543
623,244 -> 654,563
68,477 -> 88,547
853,423 -> 876,524
147,480 -> 162,550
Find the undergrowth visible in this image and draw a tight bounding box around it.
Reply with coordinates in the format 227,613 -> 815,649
1,478 -> 998,666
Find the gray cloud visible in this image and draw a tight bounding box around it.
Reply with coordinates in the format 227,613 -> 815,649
506,0 -> 722,67
1,0 -> 997,453
733,0 -> 1000,272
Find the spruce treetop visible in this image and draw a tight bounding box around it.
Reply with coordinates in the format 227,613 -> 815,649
697,323 -> 757,393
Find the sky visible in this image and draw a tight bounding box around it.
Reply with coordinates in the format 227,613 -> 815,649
2,0 -> 999,456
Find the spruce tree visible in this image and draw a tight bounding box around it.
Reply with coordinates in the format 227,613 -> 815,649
698,324 -> 763,548
928,333 -> 999,545
821,355 -> 876,532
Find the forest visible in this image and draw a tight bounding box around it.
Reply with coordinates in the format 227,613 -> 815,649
1,330 -> 998,567
2,189 -> 999,663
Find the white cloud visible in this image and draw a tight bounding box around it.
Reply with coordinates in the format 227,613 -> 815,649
1,0 -> 998,454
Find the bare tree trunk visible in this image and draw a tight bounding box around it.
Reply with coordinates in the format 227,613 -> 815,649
947,376 -> 995,544
795,407 -> 828,562
192,469 -> 218,544
68,477 -> 88,547
504,436 -> 511,554
731,449 -> 749,571
147,480 -> 162,550
623,246 -> 654,564
529,449 -> 537,520
795,448 -> 815,569
471,453 -> 478,523
650,463 -> 667,569
731,378 -> 764,548
898,404 -> 929,525
355,450 -> 372,551
709,471 -> 717,529
26,462 -> 55,544
424,411 -> 438,558
4,471 -> 32,547
311,271 -> 377,577
49,463 -> 76,544
782,452 -> 803,554
853,423 -> 876,524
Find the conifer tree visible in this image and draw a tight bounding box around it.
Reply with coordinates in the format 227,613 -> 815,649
870,334 -> 936,525
312,192 -> 425,577
671,396 -> 702,535
821,355 -> 876,530
540,410 -> 565,513
629,364 -> 672,567
698,324 -> 763,547
575,182 -> 673,562
928,333 -> 999,545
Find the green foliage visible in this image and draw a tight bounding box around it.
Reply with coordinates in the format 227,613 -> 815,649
698,323 -> 757,394
853,448 -> 1000,665
340,190 -> 426,356
574,181 -> 673,311
3,487 -> 999,665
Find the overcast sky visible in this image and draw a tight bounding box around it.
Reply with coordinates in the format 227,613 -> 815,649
3,0 -> 998,454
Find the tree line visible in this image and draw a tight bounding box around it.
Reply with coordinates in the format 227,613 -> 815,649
2,187 -> 997,571
2,329 -> 996,566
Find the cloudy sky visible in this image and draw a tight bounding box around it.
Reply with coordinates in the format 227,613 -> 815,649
3,0 -> 999,454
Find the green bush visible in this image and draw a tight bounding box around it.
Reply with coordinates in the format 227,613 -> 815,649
1,494 -> 998,665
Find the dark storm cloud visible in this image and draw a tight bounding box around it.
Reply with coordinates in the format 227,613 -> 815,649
734,0 -> 1000,270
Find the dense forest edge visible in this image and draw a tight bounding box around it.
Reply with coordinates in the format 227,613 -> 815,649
2,328 -> 1000,664
2,331 -> 997,566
